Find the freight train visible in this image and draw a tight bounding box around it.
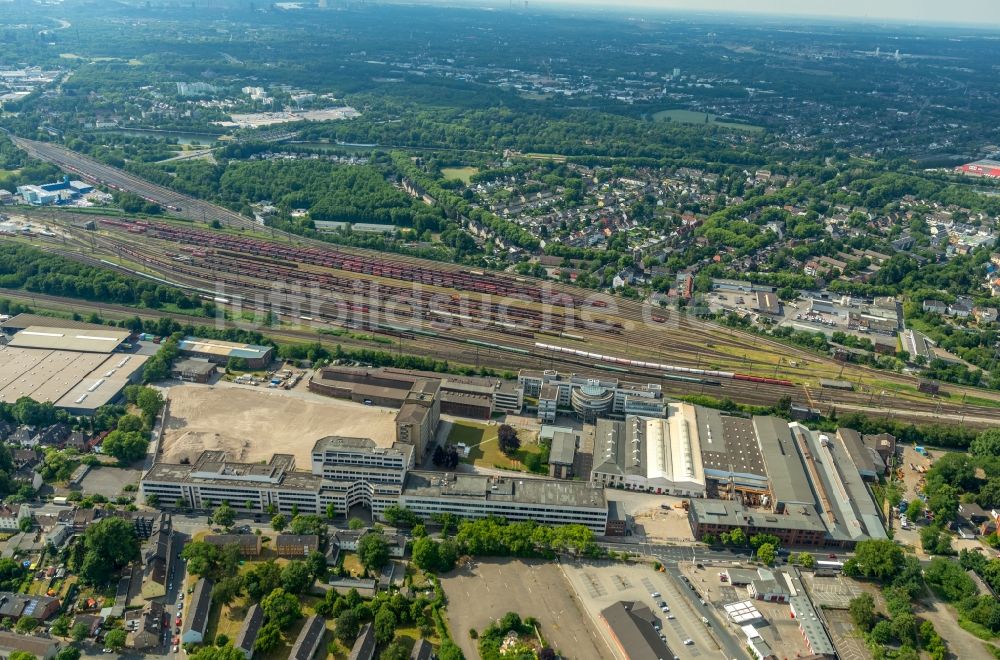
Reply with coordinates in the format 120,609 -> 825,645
534,342 -> 794,387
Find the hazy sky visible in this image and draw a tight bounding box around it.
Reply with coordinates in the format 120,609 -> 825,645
522,0 -> 1000,26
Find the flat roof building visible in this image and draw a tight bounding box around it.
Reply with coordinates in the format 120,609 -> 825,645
400,470 -> 608,533
177,337 -> 273,369
0,349 -> 146,413
7,326 -> 130,353
144,438 -> 609,532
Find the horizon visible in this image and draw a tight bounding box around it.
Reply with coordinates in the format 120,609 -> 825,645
387,0 -> 1000,29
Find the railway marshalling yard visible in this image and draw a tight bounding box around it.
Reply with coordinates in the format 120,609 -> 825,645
13,210 -> 1000,429
8,137 -> 1000,425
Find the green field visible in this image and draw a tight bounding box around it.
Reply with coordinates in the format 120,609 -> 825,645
441,166 -> 479,183
652,109 -> 762,132
448,421 -> 545,471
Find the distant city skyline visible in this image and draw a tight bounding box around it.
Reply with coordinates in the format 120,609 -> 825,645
431,0 -> 1000,27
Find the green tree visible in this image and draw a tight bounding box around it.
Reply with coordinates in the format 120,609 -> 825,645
970,428 -> 1000,457
906,498 -> 924,519
189,647 -> 246,660
71,621 -> 90,642
326,503 -> 337,521
379,640 -> 410,660
797,552 -> 815,568
212,576 -> 244,606
105,628 -> 127,651
844,539 -> 903,581
437,640 -> 465,660
270,514 -> 287,532
261,588 -> 301,630
254,622 -> 282,652
374,604 -> 396,645
56,648 -> 82,660
50,615 -> 70,637
335,610 -> 361,644
412,536 -> 441,572
358,533 -> 390,573
497,424 -> 520,455
101,429 -> 149,464
10,653 -> 36,660
212,503 -> 236,530
756,543 -> 776,566
80,517 -> 140,585
848,593 -> 877,632
15,616 -> 38,634
307,551 -> 328,582
280,561 -> 313,594
244,561 -> 282,601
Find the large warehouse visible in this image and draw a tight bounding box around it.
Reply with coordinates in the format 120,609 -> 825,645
0,325 -> 147,414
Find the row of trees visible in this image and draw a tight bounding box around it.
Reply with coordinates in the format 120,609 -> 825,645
0,243 -> 205,310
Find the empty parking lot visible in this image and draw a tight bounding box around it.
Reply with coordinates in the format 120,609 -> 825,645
439,558 -> 612,660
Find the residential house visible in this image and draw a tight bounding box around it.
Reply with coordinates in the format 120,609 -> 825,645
181,578 -> 213,644
0,504 -> 29,531
10,448 -> 39,470
949,298 -> 974,318
126,601 -> 164,649
276,534 -> 321,558
290,614 -> 327,660
922,300 -> 947,315
975,307 -> 998,324
410,639 -> 434,660
140,516 -> 172,600
36,423 -> 71,447
204,534 -> 263,557
0,631 -> 62,659
73,614 -> 102,638
234,603 -> 264,659
347,622 -> 376,660
0,592 -> 61,621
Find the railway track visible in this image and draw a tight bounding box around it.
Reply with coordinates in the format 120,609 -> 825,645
11,138 -> 1000,420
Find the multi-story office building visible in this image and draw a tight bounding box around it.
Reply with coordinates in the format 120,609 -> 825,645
399,471 -> 609,534
519,370 -> 666,423
143,436 -> 608,530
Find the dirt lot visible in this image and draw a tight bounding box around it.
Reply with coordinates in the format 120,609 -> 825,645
440,558 -> 612,660
159,383 -> 398,466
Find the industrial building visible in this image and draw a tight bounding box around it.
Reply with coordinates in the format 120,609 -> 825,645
687,416 -> 887,548
309,365 -> 522,419
177,336 -> 273,370
591,404 -> 706,496
16,176 -> 93,205
143,436 -> 608,531
0,325 -> 147,414
956,158 -> 1000,179
520,370 -> 666,423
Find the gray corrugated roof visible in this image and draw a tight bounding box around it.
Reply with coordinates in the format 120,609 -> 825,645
755,417 -> 814,507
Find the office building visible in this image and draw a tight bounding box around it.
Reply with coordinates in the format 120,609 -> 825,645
519,369 -> 666,423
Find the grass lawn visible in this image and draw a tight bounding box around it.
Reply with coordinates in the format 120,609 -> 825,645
449,421 -> 544,471
652,109 -> 763,132
342,553 -> 365,578
441,166 -> 479,184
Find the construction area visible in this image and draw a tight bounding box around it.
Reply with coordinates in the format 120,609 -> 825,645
158,382 -> 398,466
